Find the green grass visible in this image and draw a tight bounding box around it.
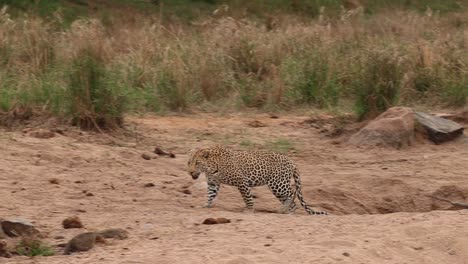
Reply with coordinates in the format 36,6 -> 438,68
15,238 -> 55,257
353,50 -> 404,120
0,1 -> 466,128
239,139 -> 258,150
1,0 -> 464,24
266,138 -> 295,153
67,50 -> 126,130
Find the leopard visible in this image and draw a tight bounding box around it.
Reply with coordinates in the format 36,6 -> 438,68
187,145 -> 327,215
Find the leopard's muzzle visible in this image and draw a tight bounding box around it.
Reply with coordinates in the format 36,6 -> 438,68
190,171 -> 201,180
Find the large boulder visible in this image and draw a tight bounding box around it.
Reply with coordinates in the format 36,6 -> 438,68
348,107 -> 415,149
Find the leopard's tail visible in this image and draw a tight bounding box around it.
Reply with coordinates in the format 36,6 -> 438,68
293,168 -> 327,215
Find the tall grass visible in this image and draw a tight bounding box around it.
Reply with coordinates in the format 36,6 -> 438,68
0,4 -> 466,126
67,49 -> 125,130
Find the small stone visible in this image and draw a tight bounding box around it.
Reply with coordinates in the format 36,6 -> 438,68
29,129 -> 55,139
247,120 -> 267,128
154,147 -> 176,158
75,180 -> 83,184
202,218 -> 231,225
97,228 -> 129,240
62,216 -> 84,229
141,153 -> 152,160
86,192 -> 94,197
181,189 -> 192,195
54,235 -> 65,240
144,183 -> 155,188
150,237 -> 159,240
49,178 -> 59,184
216,218 -> 231,224
264,243 -> 272,247
202,218 -> 218,225
269,114 -> 279,119
343,252 -> 350,257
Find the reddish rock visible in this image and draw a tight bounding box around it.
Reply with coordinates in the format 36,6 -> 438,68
348,107 -> 415,149
62,216 -> 83,229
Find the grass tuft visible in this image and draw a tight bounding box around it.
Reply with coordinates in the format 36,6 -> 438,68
67,48 -> 125,130
15,237 -> 55,257
353,50 -> 404,120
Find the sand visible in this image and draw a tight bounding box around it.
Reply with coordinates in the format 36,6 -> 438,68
0,113 -> 467,264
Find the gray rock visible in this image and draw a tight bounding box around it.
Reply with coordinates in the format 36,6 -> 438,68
97,228 -> 129,240
1,219 -> 40,237
415,112 -> 464,144
64,232 -> 103,255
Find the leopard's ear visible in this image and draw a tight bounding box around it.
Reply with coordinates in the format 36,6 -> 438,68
188,148 -> 195,155
200,149 -> 210,159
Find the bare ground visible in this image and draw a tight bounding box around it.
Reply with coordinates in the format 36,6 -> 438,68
1,113 -> 467,264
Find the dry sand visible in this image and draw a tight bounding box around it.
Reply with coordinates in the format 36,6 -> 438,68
1,113 -> 467,264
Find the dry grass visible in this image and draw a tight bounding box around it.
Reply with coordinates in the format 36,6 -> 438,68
0,5 -> 466,123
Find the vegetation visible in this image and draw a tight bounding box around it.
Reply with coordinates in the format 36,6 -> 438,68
0,0 -> 466,128
15,238 -> 55,257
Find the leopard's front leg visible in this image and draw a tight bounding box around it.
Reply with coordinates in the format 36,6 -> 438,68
237,183 -> 254,212
204,176 -> 220,208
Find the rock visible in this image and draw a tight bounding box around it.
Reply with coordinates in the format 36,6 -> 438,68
64,232 -> 103,255
154,146 -> 176,158
141,153 -> 152,160
216,218 -> 231,224
0,241 -> 12,258
181,189 -> 192,195
29,129 -> 55,139
202,218 -> 218,225
144,183 -> 155,188
202,218 -> 231,225
0,223 -> 6,239
247,120 -> 267,128
1,219 -> 40,237
49,178 -> 59,184
62,216 -> 84,229
348,107 -> 415,149
415,112 -> 464,144
97,228 -> 129,240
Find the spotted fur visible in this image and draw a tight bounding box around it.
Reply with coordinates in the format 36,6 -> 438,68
187,145 -> 327,215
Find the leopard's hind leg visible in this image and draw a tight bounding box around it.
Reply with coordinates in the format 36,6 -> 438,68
268,179 -> 296,214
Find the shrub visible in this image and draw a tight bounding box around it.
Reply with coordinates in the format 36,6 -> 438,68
353,50 -> 404,120
67,49 -> 125,130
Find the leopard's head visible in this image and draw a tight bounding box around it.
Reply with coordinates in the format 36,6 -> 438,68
187,147 -> 219,180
